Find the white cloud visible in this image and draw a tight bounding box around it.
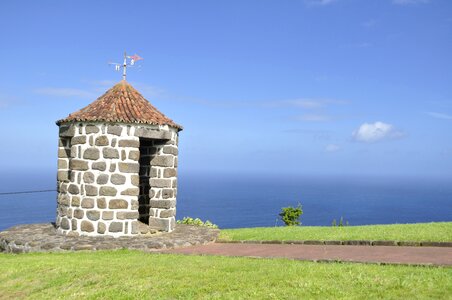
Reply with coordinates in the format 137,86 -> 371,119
352,121 -> 404,143
34,88 -> 96,99
426,112 -> 452,120
393,0 -> 429,5
325,144 -> 340,152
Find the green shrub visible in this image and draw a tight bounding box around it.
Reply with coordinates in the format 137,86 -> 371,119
176,217 -> 219,229
279,203 -> 303,226
332,217 -> 349,227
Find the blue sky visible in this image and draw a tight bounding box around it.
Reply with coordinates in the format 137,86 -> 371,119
0,0 -> 451,178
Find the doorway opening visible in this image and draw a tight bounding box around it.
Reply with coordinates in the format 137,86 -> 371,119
138,138 -> 154,224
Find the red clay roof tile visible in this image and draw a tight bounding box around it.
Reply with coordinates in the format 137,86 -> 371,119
56,80 -> 182,130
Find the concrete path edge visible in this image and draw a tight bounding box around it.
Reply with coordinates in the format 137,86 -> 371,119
217,239 -> 452,247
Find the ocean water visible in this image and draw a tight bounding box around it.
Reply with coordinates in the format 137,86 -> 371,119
0,171 -> 451,231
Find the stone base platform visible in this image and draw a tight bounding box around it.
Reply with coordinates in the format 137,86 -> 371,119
0,223 -> 219,254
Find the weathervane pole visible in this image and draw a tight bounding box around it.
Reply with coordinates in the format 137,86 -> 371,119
122,51 -> 127,81
109,52 -> 143,80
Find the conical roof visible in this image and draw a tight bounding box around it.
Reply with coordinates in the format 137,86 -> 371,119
56,80 -> 182,130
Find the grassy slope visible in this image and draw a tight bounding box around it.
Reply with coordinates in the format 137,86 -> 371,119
219,222 -> 452,242
0,250 -> 451,299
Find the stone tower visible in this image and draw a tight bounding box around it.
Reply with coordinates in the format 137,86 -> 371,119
55,80 -> 182,237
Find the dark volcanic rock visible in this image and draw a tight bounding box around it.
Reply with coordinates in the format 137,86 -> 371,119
0,223 -> 219,253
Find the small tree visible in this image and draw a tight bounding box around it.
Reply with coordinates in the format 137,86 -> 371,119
279,203 -> 303,226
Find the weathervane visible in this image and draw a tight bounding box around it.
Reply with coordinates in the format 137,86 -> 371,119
109,51 -> 143,81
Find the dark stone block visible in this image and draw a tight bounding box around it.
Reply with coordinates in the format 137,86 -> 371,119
92,162 -> 106,171
60,218 -> 70,230
107,125 -> 123,136
150,178 -> 172,188
95,136 -> 109,146
149,217 -> 171,231
97,197 -> 107,209
83,172 -> 95,184
71,196 -> 80,207
261,240 -> 283,244
118,139 -> 140,148
162,146 -> 178,155
282,240 -> 305,245
81,198 -> 95,209
398,241 -> 421,247
149,199 -> 176,209
86,125 -> 99,134
111,174 -> 126,185
98,222 -> 106,234
58,159 -> 68,169
343,240 -> 371,246
68,184 -> 79,194
134,127 -> 171,140
87,210 -> 100,221
70,160 -> 88,171
372,240 -> 397,246
162,189 -> 174,199
163,168 -> 177,178
97,174 -> 109,185
103,148 -> 119,159
109,222 -> 123,232
81,221 -> 94,232
118,162 -> 139,173
128,150 -> 140,161
85,185 -> 98,196
58,194 -> 70,206
102,211 -> 114,220
109,199 -> 128,209
71,219 -> 77,230
58,148 -> 69,158
303,240 -> 325,245
83,148 -> 100,160
116,211 -> 139,220
131,175 -> 139,186
150,156 -> 173,167
59,125 -> 75,137
159,208 -> 175,218
100,186 -> 117,196
74,209 -> 84,219
121,188 -> 139,196
324,240 -> 343,245
71,136 -> 86,145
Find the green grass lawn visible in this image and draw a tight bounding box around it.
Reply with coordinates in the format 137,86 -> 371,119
0,250 -> 451,299
219,222 -> 452,242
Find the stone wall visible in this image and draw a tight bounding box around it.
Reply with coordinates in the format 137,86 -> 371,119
56,122 -> 179,237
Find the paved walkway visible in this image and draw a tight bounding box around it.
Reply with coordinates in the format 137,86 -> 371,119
164,243 -> 452,266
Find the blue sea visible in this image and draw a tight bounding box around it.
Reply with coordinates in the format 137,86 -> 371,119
0,171 -> 451,231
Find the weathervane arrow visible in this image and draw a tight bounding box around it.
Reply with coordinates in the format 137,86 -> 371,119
108,51 -> 144,81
